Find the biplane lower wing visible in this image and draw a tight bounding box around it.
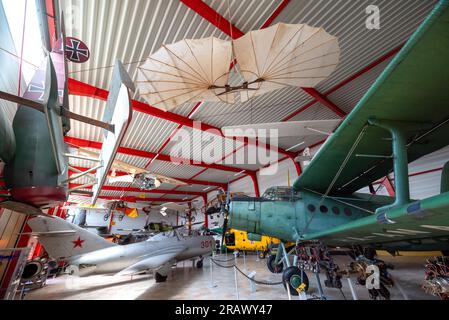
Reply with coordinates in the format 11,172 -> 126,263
294,0 -> 449,195
303,191 -> 449,250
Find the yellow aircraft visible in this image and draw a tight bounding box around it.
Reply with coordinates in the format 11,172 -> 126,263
223,228 -> 284,258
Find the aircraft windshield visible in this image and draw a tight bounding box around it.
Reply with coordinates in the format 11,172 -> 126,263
262,186 -> 301,201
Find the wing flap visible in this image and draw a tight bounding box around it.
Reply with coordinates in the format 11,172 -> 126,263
294,1 -> 449,195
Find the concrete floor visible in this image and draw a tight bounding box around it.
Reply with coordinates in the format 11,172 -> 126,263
23,253 -> 438,300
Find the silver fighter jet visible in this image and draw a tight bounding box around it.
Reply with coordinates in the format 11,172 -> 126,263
27,216 -> 215,282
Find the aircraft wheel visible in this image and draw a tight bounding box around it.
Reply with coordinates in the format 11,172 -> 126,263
259,251 -> 267,259
196,260 -> 203,269
282,266 -> 309,295
267,255 -> 283,273
155,272 -> 168,283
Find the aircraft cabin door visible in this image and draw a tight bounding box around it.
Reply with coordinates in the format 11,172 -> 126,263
247,199 -> 261,233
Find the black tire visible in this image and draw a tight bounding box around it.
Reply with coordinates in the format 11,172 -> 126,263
267,255 -> 283,273
155,272 -> 168,283
259,251 -> 266,259
282,266 -> 309,295
196,260 -> 203,269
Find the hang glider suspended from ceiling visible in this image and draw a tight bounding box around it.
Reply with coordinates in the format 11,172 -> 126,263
136,23 -> 340,111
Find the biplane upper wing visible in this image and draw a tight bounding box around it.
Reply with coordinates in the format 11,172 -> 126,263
293,0 -> 449,196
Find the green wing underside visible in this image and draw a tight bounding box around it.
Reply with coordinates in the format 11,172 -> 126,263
303,192 -> 449,247
294,0 -> 449,195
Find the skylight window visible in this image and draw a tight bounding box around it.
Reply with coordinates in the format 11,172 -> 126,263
2,0 -> 45,85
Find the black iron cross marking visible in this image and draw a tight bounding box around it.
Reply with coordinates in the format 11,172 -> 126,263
65,38 -> 89,62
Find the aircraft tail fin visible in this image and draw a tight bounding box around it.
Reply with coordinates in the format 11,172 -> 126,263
27,216 -> 116,260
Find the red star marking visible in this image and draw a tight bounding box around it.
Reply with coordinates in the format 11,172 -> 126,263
72,236 -> 85,248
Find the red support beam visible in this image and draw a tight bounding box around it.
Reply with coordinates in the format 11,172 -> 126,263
69,166 -> 228,190
249,172 -> 260,197
67,79 -> 295,159
283,45 -> 403,123
382,177 -> 396,197
302,87 -> 347,118
98,195 -> 192,203
69,183 -> 207,197
261,0 -> 290,29
180,0 -> 244,39
64,136 -> 249,174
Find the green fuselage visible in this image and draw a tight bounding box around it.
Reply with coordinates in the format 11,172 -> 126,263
4,106 -> 68,207
228,190 -> 391,242
228,188 -> 449,252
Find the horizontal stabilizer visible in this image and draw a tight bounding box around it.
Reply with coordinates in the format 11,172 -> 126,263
0,201 -> 44,216
222,119 -> 342,138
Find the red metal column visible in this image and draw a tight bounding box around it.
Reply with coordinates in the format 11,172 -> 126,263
64,136 -> 249,174
301,87 -> 347,118
382,177 -> 396,197
249,172 -> 260,197
202,194 -> 208,228
180,0 -> 244,39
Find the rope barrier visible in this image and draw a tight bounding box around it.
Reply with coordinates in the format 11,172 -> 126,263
210,258 -> 284,286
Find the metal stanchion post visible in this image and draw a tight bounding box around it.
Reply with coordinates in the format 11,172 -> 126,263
347,277 -> 358,300
209,255 -> 217,288
315,270 -> 326,300
248,271 -> 256,293
233,265 -> 239,300
392,277 -> 409,300
256,250 -> 260,262
285,281 -> 292,300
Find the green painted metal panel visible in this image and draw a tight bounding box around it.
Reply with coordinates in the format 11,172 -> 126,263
303,191 -> 449,247
294,0 -> 449,195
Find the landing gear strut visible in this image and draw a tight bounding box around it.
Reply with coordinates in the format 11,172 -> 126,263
268,241 -> 343,298
155,272 -> 168,282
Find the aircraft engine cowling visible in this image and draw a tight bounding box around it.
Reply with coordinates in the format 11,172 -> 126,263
21,260 -> 44,281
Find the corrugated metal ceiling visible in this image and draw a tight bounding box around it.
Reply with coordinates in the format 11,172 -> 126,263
59,0 -> 439,197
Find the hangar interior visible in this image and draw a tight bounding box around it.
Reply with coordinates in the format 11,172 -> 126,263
0,0 -> 449,300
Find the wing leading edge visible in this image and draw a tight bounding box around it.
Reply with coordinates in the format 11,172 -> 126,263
294,0 -> 449,196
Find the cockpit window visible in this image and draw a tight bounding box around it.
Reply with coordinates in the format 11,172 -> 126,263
262,187 -> 301,201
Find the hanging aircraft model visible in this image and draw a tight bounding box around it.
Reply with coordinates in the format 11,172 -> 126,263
66,146 -> 188,189
0,17 -> 135,214
26,215 -> 215,282
222,1 -> 449,299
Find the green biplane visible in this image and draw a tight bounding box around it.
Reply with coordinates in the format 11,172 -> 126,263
227,0 -> 449,298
